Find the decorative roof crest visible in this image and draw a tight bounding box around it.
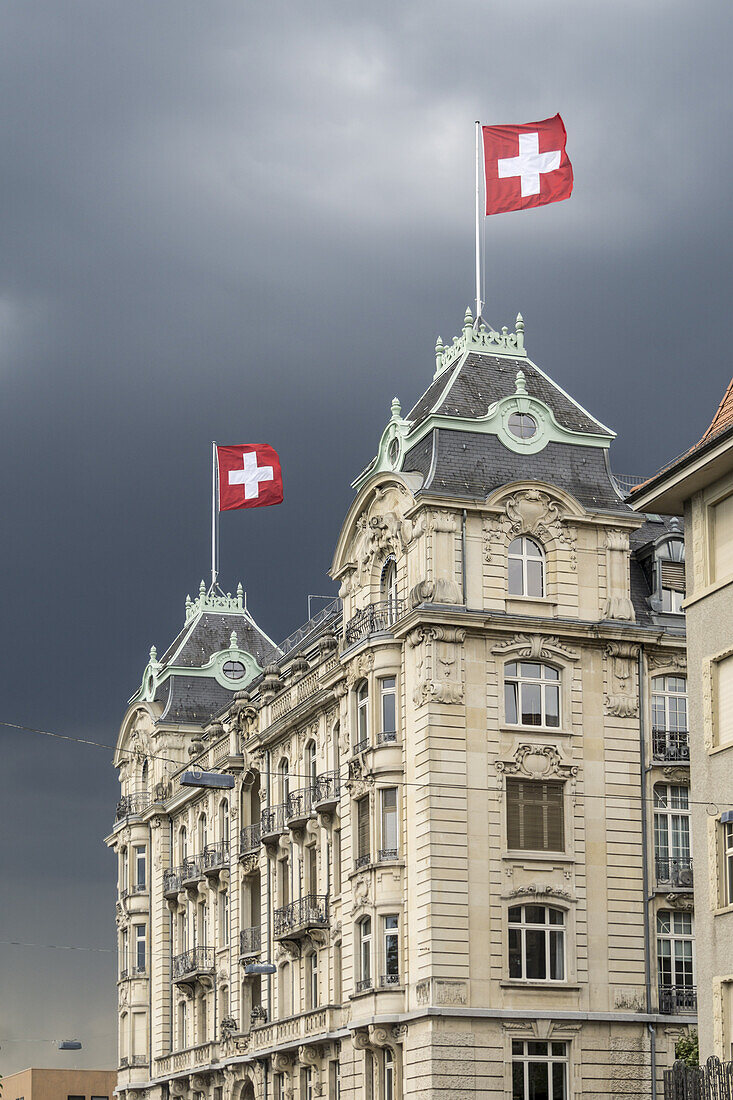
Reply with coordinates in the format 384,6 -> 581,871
185,581 -> 246,622
434,306 -> 526,379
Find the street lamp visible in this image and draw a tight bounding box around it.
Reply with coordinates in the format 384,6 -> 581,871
180,771 -> 235,790
244,962 -> 276,975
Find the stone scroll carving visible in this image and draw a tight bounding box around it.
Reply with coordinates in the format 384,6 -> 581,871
603,528 -> 635,621
491,633 -> 579,663
604,642 -> 640,716
408,626 -> 466,704
483,489 -> 578,569
496,743 -> 578,792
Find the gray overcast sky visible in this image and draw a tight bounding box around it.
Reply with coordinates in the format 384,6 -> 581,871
1,0 -> 730,1074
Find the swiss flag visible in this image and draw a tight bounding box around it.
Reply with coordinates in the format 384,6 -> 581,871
217,444 -> 284,512
482,114 -> 573,216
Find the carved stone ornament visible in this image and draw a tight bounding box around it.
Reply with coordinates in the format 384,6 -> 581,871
507,884 -> 574,902
662,767 -> 690,785
271,1051 -> 292,1072
665,892 -> 694,911
352,485 -> 413,583
491,633 -> 579,663
298,1044 -> 321,1068
483,490 -> 578,569
613,987 -> 645,1012
604,642 -> 640,716
346,651 -> 374,688
352,874 -> 371,913
409,576 -> 463,607
352,1028 -> 372,1052
647,650 -> 687,674
408,626 -> 466,705
496,743 -> 578,788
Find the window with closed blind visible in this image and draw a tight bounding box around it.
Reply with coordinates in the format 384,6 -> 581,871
716,654 -> 733,748
711,492 -> 733,581
506,779 -> 565,852
356,796 -> 370,866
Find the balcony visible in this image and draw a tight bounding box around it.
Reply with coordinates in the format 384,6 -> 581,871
355,977 -> 373,994
352,737 -> 369,756
240,822 -> 261,855
312,771 -> 340,812
172,946 -> 215,984
116,792 -> 150,821
652,728 -> 690,763
119,965 -> 147,981
354,853 -> 370,871
378,730 -> 397,745
120,883 -> 147,900
380,973 -> 400,988
202,841 -> 229,876
344,599 -> 405,646
659,985 -> 697,1014
655,855 -> 694,888
239,926 -> 262,958
378,848 -> 398,862
181,856 -> 203,888
163,866 -> 183,898
286,787 -> 315,829
260,803 -> 287,844
274,894 -> 329,940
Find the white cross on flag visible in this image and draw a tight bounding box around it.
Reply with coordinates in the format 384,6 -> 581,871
217,444 -> 284,511
482,114 -> 573,215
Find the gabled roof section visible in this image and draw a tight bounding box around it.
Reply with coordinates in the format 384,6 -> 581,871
699,375 -> 733,446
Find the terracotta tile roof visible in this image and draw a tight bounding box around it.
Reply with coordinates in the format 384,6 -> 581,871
699,375 -> 733,444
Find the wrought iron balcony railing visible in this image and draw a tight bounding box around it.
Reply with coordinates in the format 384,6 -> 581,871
354,853 -> 370,871
172,946 -> 215,981
380,973 -> 400,987
239,926 -> 262,955
378,848 -> 398,862
312,771 -> 340,809
163,866 -> 183,896
355,977 -> 373,993
659,985 -> 697,1014
202,841 -> 229,873
344,599 -> 405,645
120,883 -> 147,900
655,855 -> 694,888
130,1055 -> 148,1067
378,730 -> 397,745
116,792 -> 150,821
352,737 -> 369,755
261,803 -> 287,840
274,894 -> 329,938
652,728 -> 690,763
286,787 -> 315,825
240,822 -> 261,855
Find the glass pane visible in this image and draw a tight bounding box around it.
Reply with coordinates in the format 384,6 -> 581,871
508,556 -> 524,595
509,929 -> 522,978
522,662 -> 542,679
544,685 -> 560,727
526,539 -> 543,559
528,1042 -> 548,1057
549,908 -> 564,926
551,1043 -> 566,1057
552,1062 -> 566,1100
385,933 -> 399,975
549,930 -> 564,980
525,929 -> 547,979
505,683 -> 518,724
512,1062 -> 525,1100
512,1040 -> 524,1056
521,683 -> 542,725
543,666 -> 559,681
381,690 -> 396,734
528,1062 -> 550,1100
657,912 -> 671,934
527,559 -> 544,597
508,906 -> 522,923
525,905 -> 546,924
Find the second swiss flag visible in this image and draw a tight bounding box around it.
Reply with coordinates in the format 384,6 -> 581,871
217,444 -> 284,512
482,114 -> 573,216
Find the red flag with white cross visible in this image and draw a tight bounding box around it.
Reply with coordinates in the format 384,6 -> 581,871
217,444 -> 284,511
482,114 -> 573,216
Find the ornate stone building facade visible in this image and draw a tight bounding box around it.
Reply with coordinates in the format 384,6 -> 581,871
108,308 -> 693,1099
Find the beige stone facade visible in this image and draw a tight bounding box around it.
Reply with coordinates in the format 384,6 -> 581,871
109,310 -> 694,1098
3,1067 -> 117,1100
632,383 -> 733,1060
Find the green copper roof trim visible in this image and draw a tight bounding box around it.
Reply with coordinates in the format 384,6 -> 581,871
434,306 -> 526,379
132,633 -> 263,703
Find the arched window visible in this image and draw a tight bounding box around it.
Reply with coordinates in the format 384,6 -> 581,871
306,951 -> 319,1009
279,759 -> 290,803
654,784 -> 691,886
651,676 -> 688,762
219,800 -> 230,844
504,661 -> 560,727
508,536 -> 545,597
305,741 -> 317,786
356,682 -> 369,750
508,904 -> 565,980
381,558 -> 398,622
179,825 -> 188,862
198,812 -> 208,852
140,758 -> 149,792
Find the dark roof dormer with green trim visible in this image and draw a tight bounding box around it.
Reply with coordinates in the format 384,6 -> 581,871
129,582 -> 278,726
354,306 -> 630,515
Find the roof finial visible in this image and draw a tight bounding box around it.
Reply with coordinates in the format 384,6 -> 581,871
435,336 -> 445,376
149,645 -> 157,663
230,630 -> 238,649
391,396 -> 401,420
515,312 -> 525,352
463,306 -> 474,336
199,579 -> 206,598
515,370 -> 527,395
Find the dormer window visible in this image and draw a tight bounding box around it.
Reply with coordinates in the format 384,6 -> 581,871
508,537 -> 545,598
508,412 -> 537,440
223,660 -> 246,681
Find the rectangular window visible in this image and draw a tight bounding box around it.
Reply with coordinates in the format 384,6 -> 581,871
712,493 -> 733,580
383,915 -> 399,983
120,847 -> 129,893
717,655 -> 733,748
333,829 -> 342,894
506,779 -> 564,852
725,823 -> 733,906
360,918 -> 372,984
508,905 -> 565,981
657,910 -> 694,996
302,1068 -> 312,1100
121,928 -> 129,975
134,924 -> 146,972
356,797 -> 370,864
512,1040 -> 567,1100
380,788 -> 398,860
134,846 -> 146,889
219,890 -> 229,944
379,677 -> 397,743
273,1075 -> 284,1100
329,1061 -> 340,1100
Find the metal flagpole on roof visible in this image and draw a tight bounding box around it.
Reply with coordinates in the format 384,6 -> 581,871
475,120 -> 483,323
211,440 -> 218,591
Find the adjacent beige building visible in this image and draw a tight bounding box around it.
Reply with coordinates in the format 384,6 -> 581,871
109,307 -> 693,1099
632,377 -> 733,1060
3,1068 -> 117,1100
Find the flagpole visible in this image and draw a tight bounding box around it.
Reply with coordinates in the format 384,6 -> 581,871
211,441 -> 218,591
475,120 -> 483,322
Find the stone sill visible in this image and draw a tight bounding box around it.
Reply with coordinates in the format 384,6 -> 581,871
500,981 -> 580,991
499,724 -> 573,738
713,903 -> 733,917
502,851 -> 574,864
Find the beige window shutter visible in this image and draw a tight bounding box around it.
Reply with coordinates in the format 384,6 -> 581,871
713,494 -> 733,580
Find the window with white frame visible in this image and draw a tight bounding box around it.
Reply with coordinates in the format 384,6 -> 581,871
279,759 -> 289,803
725,822 -> 733,906
379,677 -> 397,743
279,962 -> 292,1018
219,890 -> 229,944
381,558 -> 398,622
358,917 -> 372,989
382,915 -> 399,985
134,924 -> 146,973
120,847 -> 128,893
356,796 -> 370,867
657,911 -> 694,996
179,825 -> 188,862
716,656 -> 733,749
198,813 -> 207,852
121,928 -> 129,975
305,740 -> 317,786
134,845 -> 146,890
177,1000 -> 187,1049
651,676 -> 688,761
197,901 -> 207,947
505,661 -> 560,727
384,1048 -> 395,1100
512,1040 -> 568,1100
273,1074 -> 284,1100
329,1061 -> 340,1099
506,779 -> 565,852
508,905 -> 565,981
302,1067 -> 312,1100
219,799 -> 229,844
508,536 -> 545,598
356,682 -> 369,749
654,784 -> 692,886
380,788 -> 398,860
307,951 -> 318,1009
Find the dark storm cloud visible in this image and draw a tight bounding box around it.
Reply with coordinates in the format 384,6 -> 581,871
1,0 -> 731,1071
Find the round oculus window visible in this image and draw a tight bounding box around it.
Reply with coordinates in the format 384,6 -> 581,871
388,437 -> 400,466
508,412 -> 537,439
223,660 -> 246,681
